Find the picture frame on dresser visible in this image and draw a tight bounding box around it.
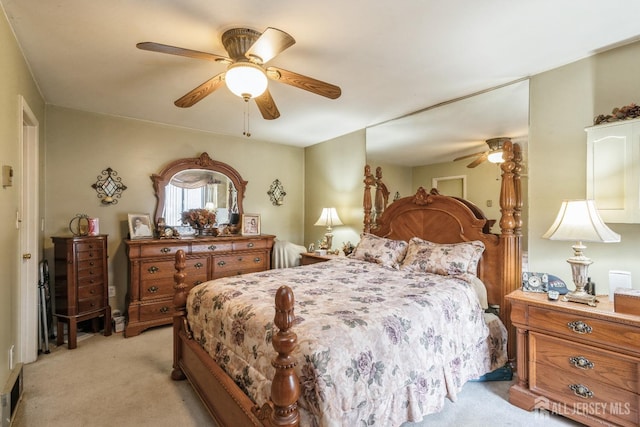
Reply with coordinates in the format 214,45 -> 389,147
128,213 -> 154,239
241,213 -> 260,236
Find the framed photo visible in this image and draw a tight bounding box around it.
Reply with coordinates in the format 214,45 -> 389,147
128,213 -> 154,239
241,214 -> 261,236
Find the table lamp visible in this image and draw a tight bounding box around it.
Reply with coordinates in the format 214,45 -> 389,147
542,199 -> 620,306
314,207 -> 343,250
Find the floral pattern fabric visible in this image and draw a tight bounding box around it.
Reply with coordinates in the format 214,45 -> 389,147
348,233 -> 408,269
186,257 -> 507,427
400,237 -> 485,276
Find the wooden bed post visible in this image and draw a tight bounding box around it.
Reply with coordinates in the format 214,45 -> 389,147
374,167 -> 390,227
498,141 -> 522,362
171,249 -> 188,381
256,286 -> 301,427
363,165 -> 375,233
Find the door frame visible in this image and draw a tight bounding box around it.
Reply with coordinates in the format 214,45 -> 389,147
18,96 -> 40,363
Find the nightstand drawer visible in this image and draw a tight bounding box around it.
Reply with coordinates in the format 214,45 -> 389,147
531,332 -> 640,393
532,363 -> 639,426
529,306 -> 640,354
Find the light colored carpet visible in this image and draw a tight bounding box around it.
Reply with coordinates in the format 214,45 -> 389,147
13,326 -> 581,427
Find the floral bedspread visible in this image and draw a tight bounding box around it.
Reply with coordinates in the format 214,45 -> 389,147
186,257 -> 507,427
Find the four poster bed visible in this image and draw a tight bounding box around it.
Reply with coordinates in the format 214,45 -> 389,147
171,140 -> 523,426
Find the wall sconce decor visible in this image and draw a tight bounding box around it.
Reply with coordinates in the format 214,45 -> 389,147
267,179 -> 286,206
91,167 -> 127,205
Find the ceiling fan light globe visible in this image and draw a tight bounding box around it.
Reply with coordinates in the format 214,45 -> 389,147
487,150 -> 505,163
225,63 -> 268,99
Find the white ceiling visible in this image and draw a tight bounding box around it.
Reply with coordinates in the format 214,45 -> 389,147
2,1 -> 640,164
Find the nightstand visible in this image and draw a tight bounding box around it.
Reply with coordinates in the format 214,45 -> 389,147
507,289 -> 640,427
300,252 -> 339,266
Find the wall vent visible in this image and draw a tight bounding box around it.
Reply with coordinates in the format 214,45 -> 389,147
1,363 -> 23,427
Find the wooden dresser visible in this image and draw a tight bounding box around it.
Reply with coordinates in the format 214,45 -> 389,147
507,289 -> 640,427
52,235 -> 112,349
300,252 -> 340,265
124,234 -> 275,337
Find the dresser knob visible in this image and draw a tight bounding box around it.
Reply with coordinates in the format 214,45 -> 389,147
148,266 -> 159,274
194,262 -> 203,269
567,320 -> 592,334
247,242 -> 254,248
148,286 -> 159,293
218,260 -> 226,266
159,306 -> 170,314
208,245 -> 217,250
161,247 -> 171,253
253,257 -> 261,263
90,289 -> 95,294
569,356 -> 594,370
89,261 -> 95,266
569,383 -> 594,399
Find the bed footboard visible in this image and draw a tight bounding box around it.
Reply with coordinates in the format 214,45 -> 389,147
172,249 -> 301,427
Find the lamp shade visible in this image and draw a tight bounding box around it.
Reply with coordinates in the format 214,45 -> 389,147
225,62 -> 268,99
314,207 -> 343,227
542,200 -> 621,243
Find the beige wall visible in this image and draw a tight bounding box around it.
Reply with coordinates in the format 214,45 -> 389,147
45,106 -> 305,313
0,9 -> 45,385
529,41 -> 640,294
304,130 -> 365,251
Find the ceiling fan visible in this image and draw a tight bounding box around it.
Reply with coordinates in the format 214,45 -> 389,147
137,27 -> 341,120
454,137 -> 510,168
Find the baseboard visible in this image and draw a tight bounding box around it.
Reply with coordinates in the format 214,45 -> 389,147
1,363 -> 23,427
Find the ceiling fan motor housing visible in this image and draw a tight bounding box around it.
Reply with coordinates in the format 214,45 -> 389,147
221,28 -> 261,61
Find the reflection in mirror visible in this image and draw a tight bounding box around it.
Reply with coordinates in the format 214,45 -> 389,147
164,170 -> 236,226
152,152 -> 247,227
365,79 -> 529,245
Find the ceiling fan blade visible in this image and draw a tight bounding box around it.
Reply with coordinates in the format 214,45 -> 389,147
266,66 -> 341,99
467,152 -> 489,168
246,27 -> 295,64
254,89 -> 280,120
137,42 -> 231,63
454,151 -> 486,162
174,73 -> 226,108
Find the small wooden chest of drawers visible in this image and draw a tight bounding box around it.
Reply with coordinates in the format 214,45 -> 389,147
125,234 -> 275,337
52,235 -> 112,349
507,290 -> 640,427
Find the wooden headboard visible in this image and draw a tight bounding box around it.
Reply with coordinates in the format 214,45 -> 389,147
363,140 -> 523,360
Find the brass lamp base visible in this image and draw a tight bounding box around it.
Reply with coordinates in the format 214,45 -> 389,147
562,290 -> 597,307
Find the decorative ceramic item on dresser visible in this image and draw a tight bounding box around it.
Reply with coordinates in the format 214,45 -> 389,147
507,290 -> 640,426
52,235 -> 111,349
124,152 -> 274,337
90,167 -> 127,204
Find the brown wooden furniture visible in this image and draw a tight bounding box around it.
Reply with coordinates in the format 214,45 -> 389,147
300,252 -> 339,265
171,140 -> 523,426
124,234 -> 275,337
52,235 -> 111,349
508,290 -> 640,427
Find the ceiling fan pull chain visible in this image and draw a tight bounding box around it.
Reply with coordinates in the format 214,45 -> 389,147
243,100 -> 251,137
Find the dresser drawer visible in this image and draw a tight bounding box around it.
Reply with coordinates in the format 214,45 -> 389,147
139,300 -> 174,321
191,241 -> 233,254
78,283 -> 104,300
78,296 -> 104,313
75,241 -> 104,252
212,251 -> 268,276
232,239 -> 270,251
77,249 -> 104,262
139,243 -> 189,258
532,362 -> 639,426
77,264 -> 104,284
529,306 -> 640,354
531,332 -> 640,393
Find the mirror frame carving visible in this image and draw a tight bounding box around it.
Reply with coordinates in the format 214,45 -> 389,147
151,152 -> 248,224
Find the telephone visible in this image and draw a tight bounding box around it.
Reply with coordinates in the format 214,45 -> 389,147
522,272 -> 568,294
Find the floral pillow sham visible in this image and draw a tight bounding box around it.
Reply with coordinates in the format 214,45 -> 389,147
400,237 -> 485,276
349,233 -> 408,269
